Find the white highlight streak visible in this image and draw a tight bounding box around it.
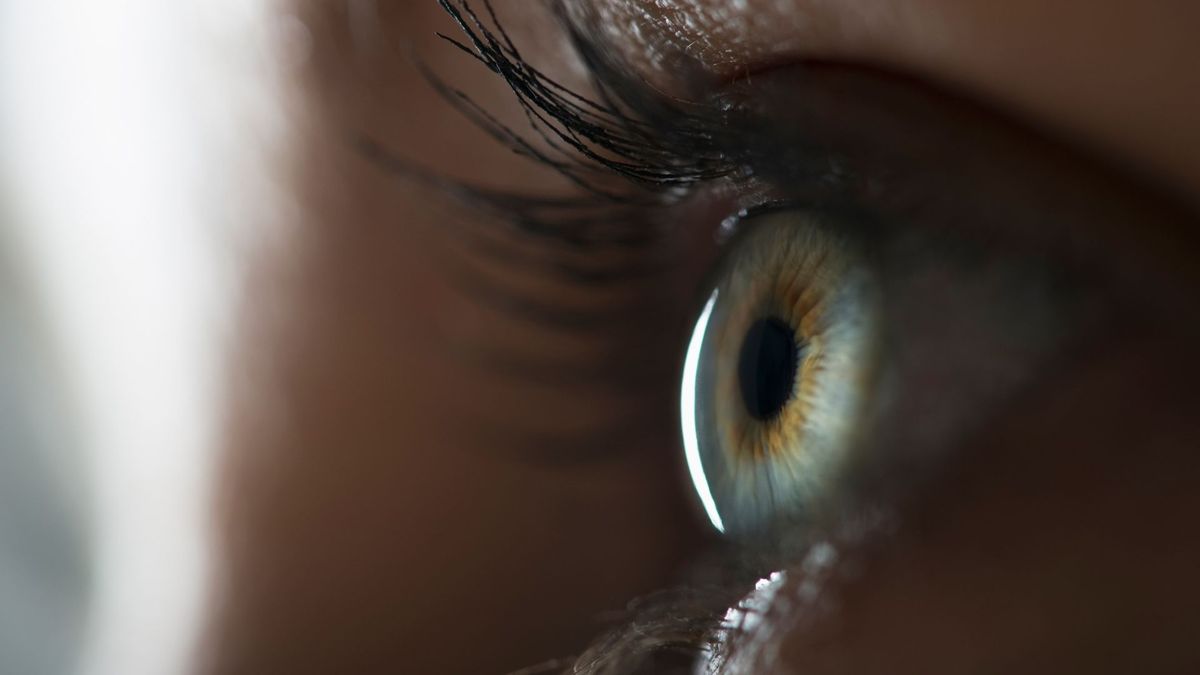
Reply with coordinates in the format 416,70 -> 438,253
681,290 -> 725,533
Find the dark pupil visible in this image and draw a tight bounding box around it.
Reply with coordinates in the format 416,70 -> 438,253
737,316 -> 800,421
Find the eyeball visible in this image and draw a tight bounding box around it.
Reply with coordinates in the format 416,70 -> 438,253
680,209 -> 882,534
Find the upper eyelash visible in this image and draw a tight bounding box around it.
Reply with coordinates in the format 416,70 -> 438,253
349,2 -> 742,432
347,0 -> 760,396
431,0 -> 736,197
362,0 -> 878,262
356,0 -> 863,277
359,0 -> 757,259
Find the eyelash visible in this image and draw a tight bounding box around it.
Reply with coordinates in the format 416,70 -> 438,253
363,0 -> 839,261
432,0 -> 737,194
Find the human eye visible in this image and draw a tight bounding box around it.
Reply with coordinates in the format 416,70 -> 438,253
385,2 -> 1200,673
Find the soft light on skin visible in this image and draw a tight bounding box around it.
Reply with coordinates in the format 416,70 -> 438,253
681,290 -> 725,533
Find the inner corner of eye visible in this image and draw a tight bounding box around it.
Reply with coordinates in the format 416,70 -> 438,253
680,210 -> 880,536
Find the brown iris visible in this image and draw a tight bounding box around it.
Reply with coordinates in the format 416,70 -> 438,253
685,209 -> 880,533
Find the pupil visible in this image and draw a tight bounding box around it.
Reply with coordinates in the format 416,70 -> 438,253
737,316 -> 800,421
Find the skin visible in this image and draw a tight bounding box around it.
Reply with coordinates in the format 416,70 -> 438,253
203,1 -> 1200,673
583,0 -> 1200,203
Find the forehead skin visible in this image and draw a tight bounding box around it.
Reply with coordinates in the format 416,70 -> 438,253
579,0 -> 1200,202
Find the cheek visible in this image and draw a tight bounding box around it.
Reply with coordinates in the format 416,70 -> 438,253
728,330 -> 1200,674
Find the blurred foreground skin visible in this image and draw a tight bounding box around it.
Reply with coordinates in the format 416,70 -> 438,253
202,2 -> 1200,675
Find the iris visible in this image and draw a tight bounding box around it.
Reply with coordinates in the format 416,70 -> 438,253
681,209 -> 881,534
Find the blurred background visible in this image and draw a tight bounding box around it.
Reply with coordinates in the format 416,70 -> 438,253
0,2 -> 273,672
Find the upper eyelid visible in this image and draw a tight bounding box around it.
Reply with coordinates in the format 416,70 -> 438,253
416,0 -> 1200,323
429,3 -> 974,214
583,0 -> 1200,204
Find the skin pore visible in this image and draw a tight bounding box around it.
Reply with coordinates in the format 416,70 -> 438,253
204,1 -> 1200,674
